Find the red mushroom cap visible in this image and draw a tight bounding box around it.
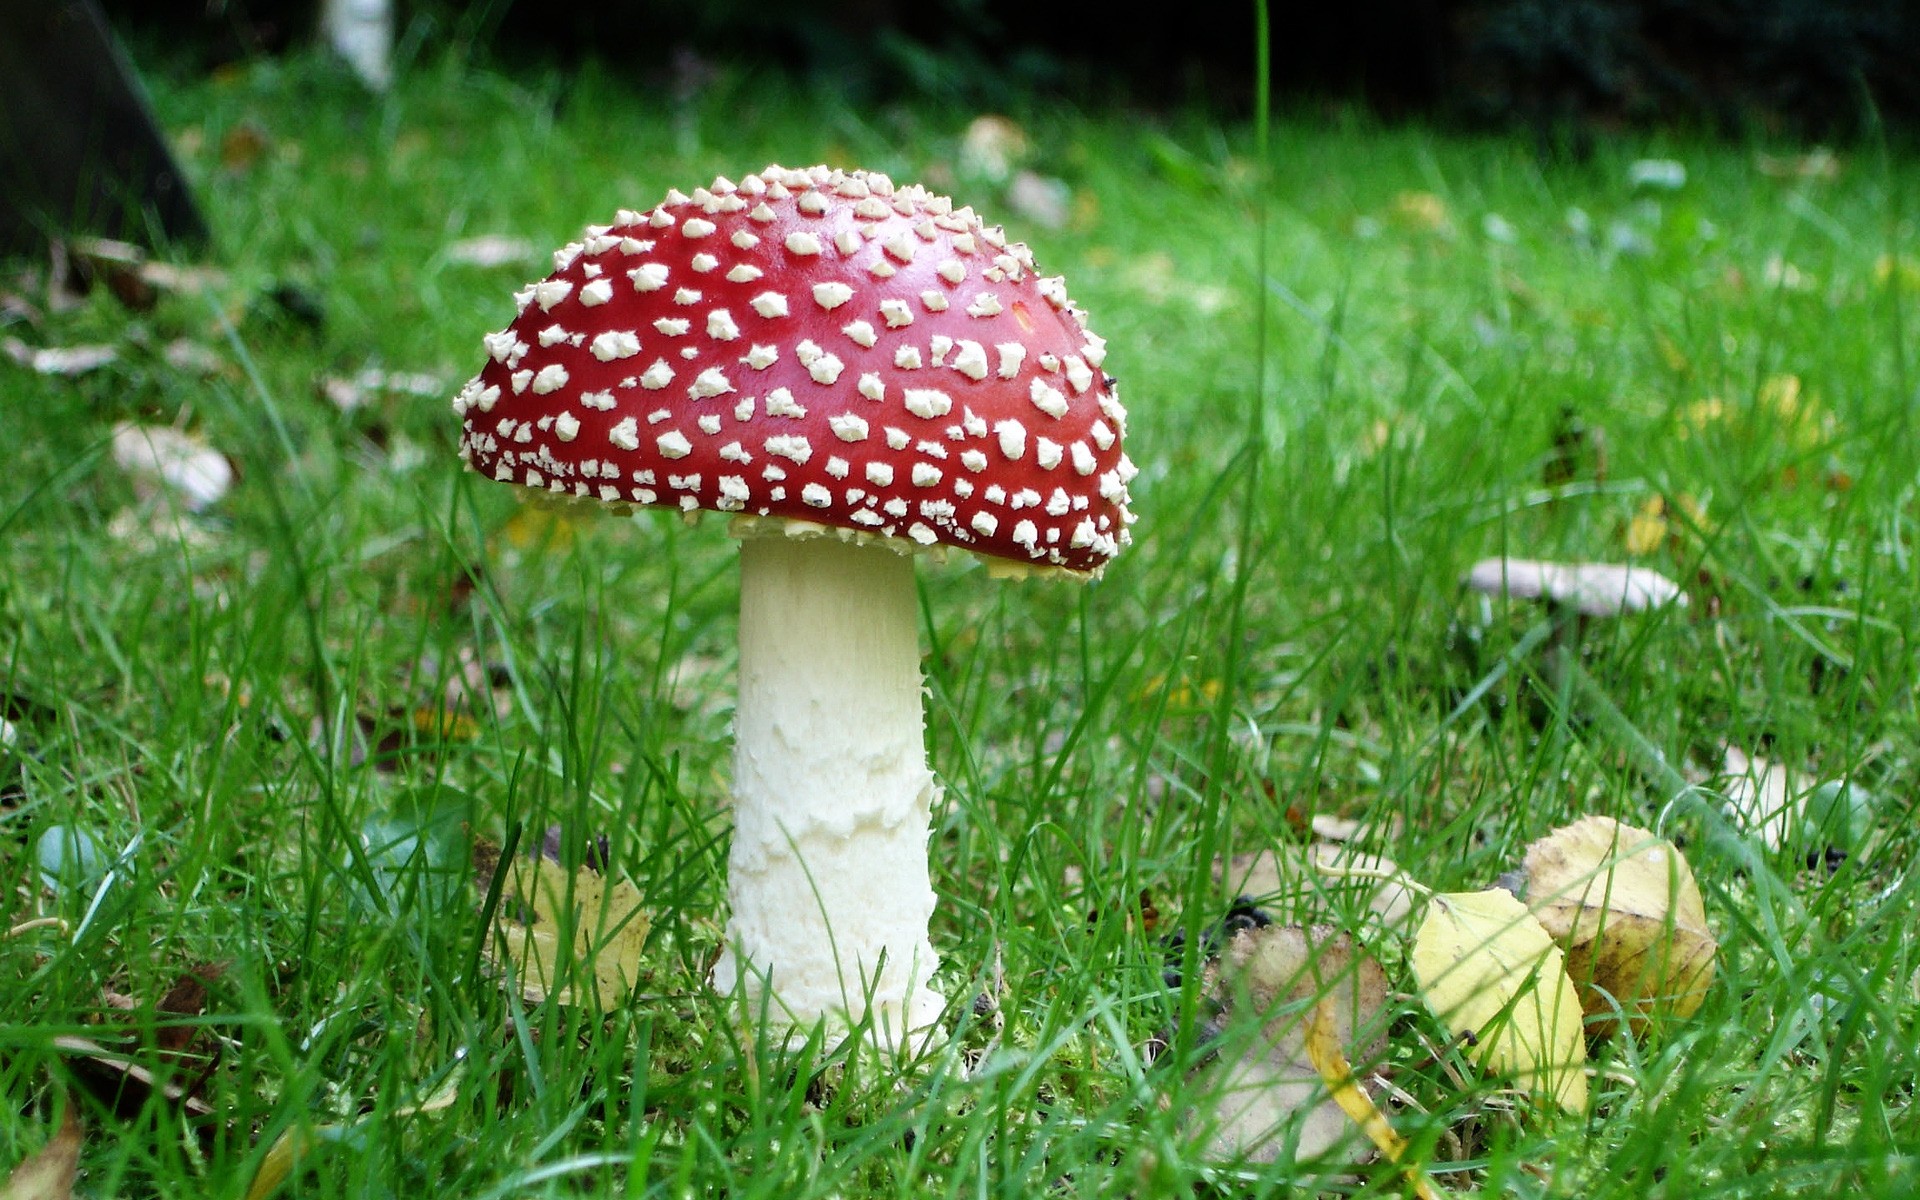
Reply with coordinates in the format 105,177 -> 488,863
452,164 -> 1136,574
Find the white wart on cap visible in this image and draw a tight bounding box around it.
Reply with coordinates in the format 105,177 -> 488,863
452,164 -> 1136,574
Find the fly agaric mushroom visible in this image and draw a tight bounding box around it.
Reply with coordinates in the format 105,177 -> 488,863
450,165 -> 1136,1046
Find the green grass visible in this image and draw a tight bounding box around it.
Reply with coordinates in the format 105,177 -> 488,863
4,46 -> 1918,1198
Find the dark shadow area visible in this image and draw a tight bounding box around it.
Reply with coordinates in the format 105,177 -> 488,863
94,0 -> 1920,137
0,0 -> 208,257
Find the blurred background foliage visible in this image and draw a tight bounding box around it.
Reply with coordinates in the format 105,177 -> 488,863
102,0 -> 1920,139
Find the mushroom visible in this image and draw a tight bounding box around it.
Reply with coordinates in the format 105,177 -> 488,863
1463,555 -> 1689,791
1462,558 -> 1686,617
450,165 -> 1137,1047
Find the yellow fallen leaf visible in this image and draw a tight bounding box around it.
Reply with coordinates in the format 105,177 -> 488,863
1623,496 -> 1669,556
1874,253 -> 1920,288
1411,889 -> 1588,1112
1523,817 -> 1716,1032
1391,190 -> 1451,234
482,852 -> 652,1009
1303,999 -> 1448,1200
1678,395 -> 1727,437
244,1127 -> 314,1200
407,706 -> 480,741
496,505 -> 577,552
244,1065 -> 463,1200
1655,332 -> 1691,374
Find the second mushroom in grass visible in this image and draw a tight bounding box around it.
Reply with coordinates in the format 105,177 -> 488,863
451,164 -> 1137,1047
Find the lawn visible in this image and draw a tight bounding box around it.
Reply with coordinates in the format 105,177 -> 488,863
3,45 -> 1918,1198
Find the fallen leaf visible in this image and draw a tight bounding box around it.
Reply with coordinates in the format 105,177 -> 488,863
1006,170 -> 1071,230
1622,496 -> 1669,556
219,121 -> 271,173
52,1035 -> 216,1120
477,836 -> 652,1009
3,338 -> 118,376
243,1064 -> 463,1200
495,505 -> 577,552
1875,254 -> 1920,289
1411,889 -> 1588,1112
1627,159 -> 1688,190
138,262 -> 228,296
320,367 -> 445,412
68,237 -> 156,310
1308,844 -> 1422,931
1302,1000 -> 1448,1200
1187,925 -> 1390,1165
1762,255 -> 1812,292
404,705 -> 480,742
111,423 -> 233,512
152,962 -> 228,1056
162,339 -> 227,377
443,235 -> 538,268
1390,191 -> 1452,234
958,115 -> 1028,181
1308,812 -> 1405,844
3,1103 -> 80,1200
1755,148 -> 1839,180
1522,817 -> 1716,1032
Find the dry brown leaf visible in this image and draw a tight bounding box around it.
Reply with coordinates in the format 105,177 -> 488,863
1523,816 -> 1715,1031
152,962 -> 227,1056
1188,925 -> 1390,1165
219,122 -> 271,173
3,1104 -> 80,1200
1410,890 -> 1588,1112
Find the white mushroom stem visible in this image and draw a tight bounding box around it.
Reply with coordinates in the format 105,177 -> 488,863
712,532 -> 944,1046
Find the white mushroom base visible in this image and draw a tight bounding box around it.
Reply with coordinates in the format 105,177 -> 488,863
712,533 -> 944,1048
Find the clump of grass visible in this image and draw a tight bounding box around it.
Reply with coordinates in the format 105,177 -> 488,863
2,39 -> 1916,1199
